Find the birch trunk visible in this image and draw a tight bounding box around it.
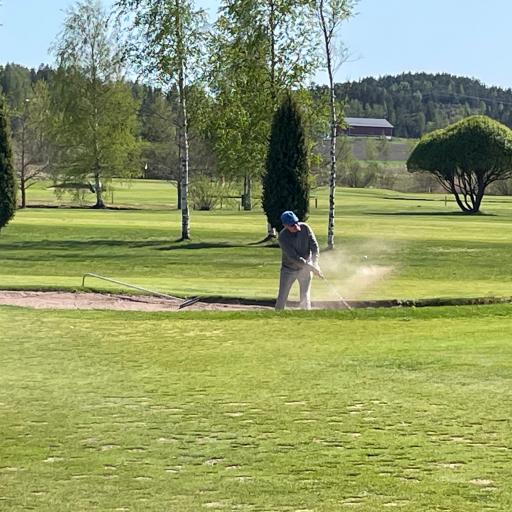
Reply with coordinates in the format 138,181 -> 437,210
265,0 -> 277,239
326,75 -> 336,250
93,170 -> 105,208
176,0 -> 190,240
177,71 -> 190,239
20,122 -> 26,208
320,1 -> 337,249
243,174 -> 252,210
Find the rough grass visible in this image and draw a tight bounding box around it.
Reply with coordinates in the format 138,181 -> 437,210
2,183 -> 512,300
1,305 -> 512,511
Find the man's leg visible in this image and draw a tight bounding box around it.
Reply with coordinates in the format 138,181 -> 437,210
298,268 -> 313,310
275,268 -> 297,310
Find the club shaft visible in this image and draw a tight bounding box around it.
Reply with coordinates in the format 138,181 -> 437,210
323,278 -> 352,310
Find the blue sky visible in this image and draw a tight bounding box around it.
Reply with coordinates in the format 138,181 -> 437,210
1,0 -> 510,89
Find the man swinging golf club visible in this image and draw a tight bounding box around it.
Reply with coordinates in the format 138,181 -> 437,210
275,210 -> 323,310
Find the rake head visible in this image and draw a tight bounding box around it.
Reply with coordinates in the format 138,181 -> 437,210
178,296 -> 202,310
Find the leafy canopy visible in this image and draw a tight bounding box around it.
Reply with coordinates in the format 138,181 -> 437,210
51,0 -> 140,206
407,115 -> 512,213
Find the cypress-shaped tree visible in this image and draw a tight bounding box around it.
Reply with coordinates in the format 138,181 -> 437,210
262,93 -> 309,232
0,97 -> 17,230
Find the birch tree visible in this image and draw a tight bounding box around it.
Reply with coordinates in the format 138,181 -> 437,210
208,7 -> 269,212
210,0 -> 317,235
115,0 -> 207,240
311,0 -> 356,249
52,0 -> 140,208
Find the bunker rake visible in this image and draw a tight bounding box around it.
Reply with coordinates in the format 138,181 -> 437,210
81,273 -> 201,310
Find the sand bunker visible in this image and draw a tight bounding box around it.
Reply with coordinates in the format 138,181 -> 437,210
1,290 -> 508,313
0,291 -> 271,312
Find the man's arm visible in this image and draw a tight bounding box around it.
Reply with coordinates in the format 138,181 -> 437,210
304,225 -> 323,277
306,224 -> 320,264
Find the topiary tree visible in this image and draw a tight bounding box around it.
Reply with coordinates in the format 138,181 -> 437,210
262,93 -> 309,231
0,97 -> 17,230
407,115 -> 512,213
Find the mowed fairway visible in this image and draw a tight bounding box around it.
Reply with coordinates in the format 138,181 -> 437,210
1,305 -> 512,511
2,181 -> 512,300
2,183 -> 512,510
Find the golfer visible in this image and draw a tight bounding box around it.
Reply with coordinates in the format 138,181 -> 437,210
275,211 -> 323,310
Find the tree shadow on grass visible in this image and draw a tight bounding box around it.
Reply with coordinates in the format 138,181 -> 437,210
0,239 -> 182,251
367,211 -> 497,217
382,196 -> 438,202
156,241 -> 249,251
24,204 -> 146,211
0,239 -> 136,251
0,238 -> 280,253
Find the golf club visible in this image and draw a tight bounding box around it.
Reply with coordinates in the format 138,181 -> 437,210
310,265 -> 352,310
322,277 -> 352,310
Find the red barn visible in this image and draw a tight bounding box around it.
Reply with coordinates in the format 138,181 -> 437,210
341,117 -> 394,138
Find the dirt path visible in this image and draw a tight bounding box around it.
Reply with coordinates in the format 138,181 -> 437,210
0,291 -> 271,312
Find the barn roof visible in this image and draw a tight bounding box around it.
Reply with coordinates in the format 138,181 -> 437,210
345,117 -> 394,128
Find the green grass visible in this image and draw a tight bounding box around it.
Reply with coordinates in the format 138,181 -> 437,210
24,179 -> 180,209
3,181 -> 512,510
1,304 -> 512,511
3,182 -> 512,300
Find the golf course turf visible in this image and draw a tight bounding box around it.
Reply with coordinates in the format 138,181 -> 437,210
3,182 -> 512,301
1,183 -> 512,510
1,305 -> 512,510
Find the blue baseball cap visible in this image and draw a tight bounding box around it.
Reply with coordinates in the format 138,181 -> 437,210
281,211 -> 299,226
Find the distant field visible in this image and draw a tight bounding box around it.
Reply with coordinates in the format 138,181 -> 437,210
2,182 -> 512,300
349,136 -> 415,162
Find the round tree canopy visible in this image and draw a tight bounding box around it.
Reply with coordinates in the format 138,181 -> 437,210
407,115 -> 512,179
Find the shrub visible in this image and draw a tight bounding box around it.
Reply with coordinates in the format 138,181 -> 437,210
189,177 -> 225,211
341,161 -> 377,188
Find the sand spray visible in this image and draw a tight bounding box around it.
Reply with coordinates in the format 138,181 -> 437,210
317,241 -> 395,303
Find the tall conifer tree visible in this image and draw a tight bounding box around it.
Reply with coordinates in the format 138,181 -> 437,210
0,98 -> 17,230
263,93 -> 309,231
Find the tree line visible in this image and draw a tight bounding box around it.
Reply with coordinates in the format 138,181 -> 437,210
6,66 -> 512,205
4,1 -> 512,237
327,72 -> 512,138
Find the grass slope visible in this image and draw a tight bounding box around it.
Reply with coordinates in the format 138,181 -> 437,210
1,305 -> 512,511
2,184 -> 512,300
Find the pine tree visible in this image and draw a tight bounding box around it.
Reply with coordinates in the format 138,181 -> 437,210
262,94 -> 309,231
0,97 -> 17,229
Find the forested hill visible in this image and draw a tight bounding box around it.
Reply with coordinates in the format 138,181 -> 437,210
333,73 -> 512,138
4,64 -> 512,141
